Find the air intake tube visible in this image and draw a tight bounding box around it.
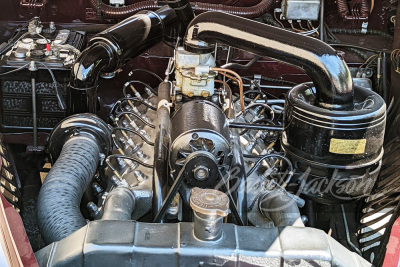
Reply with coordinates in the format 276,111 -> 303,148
70,5 -> 177,91
183,11 -> 354,110
37,114 -> 111,244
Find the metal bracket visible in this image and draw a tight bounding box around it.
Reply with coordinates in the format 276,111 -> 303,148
361,22 -> 369,34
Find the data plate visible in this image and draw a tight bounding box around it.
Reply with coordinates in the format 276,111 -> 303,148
329,138 -> 367,154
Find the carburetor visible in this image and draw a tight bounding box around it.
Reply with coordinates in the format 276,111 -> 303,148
174,47 -> 216,97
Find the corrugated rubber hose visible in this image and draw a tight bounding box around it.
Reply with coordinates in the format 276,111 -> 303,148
37,136 -> 100,244
89,0 -> 274,19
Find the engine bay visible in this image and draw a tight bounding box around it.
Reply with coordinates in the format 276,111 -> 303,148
0,0 -> 398,266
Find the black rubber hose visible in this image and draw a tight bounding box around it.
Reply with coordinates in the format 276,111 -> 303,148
330,28 -> 393,40
37,136 -> 100,244
101,187 -> 136,220
221,56 -> 261,70
89,0 -> 274,19
89,0 -> 159,19
192,0 -> 274,19
258,190 -> 303,227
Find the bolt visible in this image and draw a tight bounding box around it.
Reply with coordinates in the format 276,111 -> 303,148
187,91 -> 194,97
194,165 -> 209,180
134,170 -> 147,183
28,61 -> 38,72
201,91 -> 210,98
87,202 -> 99,217
92,182 -> 103,194
301,215 -> 309,225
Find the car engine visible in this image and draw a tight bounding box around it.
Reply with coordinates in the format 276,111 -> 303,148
0,0 -> 398,266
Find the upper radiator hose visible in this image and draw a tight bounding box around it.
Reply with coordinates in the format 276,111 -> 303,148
183,11 -> 354,110
37,114 -> 111,244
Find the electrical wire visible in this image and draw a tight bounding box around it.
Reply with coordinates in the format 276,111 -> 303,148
0,63 -> 29,76
273,10 -> 285,29
112,127 -> 154,146
297,20 -> 308,31
243,75 -> 297,86
242,77 -> 279,99
122,80 -> 158,96
0,17 -> 37,55
237,103 -> 275,121
245,154 -> 294,188
35,62 -> 66,111
239,119 -> 278,136
307,21 -> 319,37
391,49 -> 400,74
356,54 -> 378,77
289,20 -> 304,33
128,68 -> 163,82
106,154 -> 153,169
109,97 -> 156,115
0,62 -> 66,110
117,111 -> 155,129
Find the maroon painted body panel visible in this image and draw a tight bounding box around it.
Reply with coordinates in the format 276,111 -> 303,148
0,194 -> 38,266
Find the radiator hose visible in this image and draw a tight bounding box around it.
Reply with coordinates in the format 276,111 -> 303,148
258,190 -> 304,227
37,114 -> 111,244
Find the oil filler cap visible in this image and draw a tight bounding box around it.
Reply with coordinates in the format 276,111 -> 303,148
190,187 -> 229,217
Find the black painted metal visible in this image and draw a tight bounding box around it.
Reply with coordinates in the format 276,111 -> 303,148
47,113 -> 111,162
230,136 -> 247,225
166,0 -> 194,44
153,154 -> 187,223
218,169 -> 244,226
184,11 -> 354,110
170,100 -> 230,143
229,122 -> 283,131
101,186 -> 136,220
283,83 -> 386,203
35,220 -> 371,267
70,6 -> 177,91
152,82 -> 171,222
